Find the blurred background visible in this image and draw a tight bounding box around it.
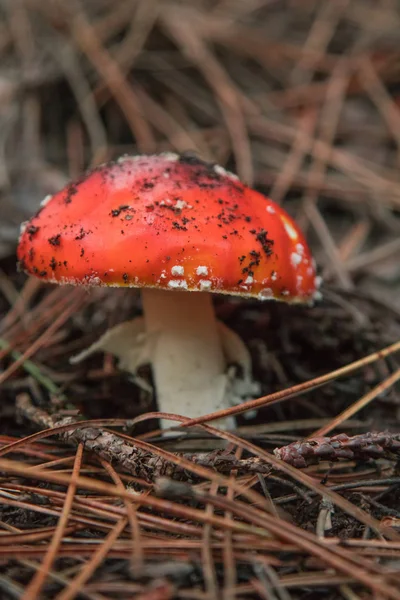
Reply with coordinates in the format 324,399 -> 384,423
0,0 -> 399,306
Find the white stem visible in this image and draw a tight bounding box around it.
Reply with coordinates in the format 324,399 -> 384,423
142,288 -> 233,429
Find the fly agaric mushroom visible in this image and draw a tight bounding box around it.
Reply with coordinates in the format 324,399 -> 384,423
17,153 -> 320,429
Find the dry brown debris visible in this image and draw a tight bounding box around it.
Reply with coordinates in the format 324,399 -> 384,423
1,0 -> 400,598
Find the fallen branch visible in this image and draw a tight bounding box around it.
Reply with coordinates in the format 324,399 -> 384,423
16,395 -> 400,482
16,394 -> 272,481
274,432 -> 400,467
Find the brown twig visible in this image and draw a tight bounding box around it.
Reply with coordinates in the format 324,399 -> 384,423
15,394 -> 272,481
274,431 -> 400,468
16,394 -> 400,494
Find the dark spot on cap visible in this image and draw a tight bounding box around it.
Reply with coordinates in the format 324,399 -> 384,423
49,257 -> 57,270
179,151 -> 205,166
255,229 -> 274,257
27,225 -> 40,237
48,234 -> 61,246
64,183 -> 78,204
123,273 -> 129,283
80,248 -> 85,257
112,205 -> 132,218
172,221 -> 187,231
75,228 -> 86,240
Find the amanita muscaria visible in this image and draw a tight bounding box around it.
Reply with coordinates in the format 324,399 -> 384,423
17,153 -> 320,428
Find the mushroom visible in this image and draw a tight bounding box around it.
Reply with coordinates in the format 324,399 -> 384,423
17,153 -> 320,428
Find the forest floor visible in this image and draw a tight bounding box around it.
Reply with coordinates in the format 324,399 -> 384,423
0,1 -> 400,599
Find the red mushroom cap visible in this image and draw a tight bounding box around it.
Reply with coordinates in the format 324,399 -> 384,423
17,153 -> 320,303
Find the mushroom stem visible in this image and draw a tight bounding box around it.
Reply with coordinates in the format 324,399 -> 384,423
141,288 -> 234,430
